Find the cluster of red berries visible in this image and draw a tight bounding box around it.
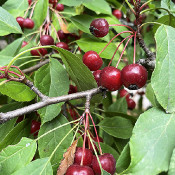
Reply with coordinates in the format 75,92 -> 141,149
49,0 -> 64,11
16,17 -> 35,29
119,89 -> 136,110
86,18 -> 148,92
66,147 -> 116,175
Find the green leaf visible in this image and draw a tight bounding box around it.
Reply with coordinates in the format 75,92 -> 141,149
53,47 -> 96,88
38,115 -> 73,173
70,14 -> 93,34
0,38 -> 24,66
98,142 -> 119,161
145,83 -> 160,107
102,169 -> 111,175
59,0 -> 92,6
34,58 -> 69,123
153,15 -> 175,33
0,80 -> 36,102
2,0 -> 28,17
0,137 -> 37,175
0,119 -> 31,151
168,148 -> 175,175
0,102 -> 24,141
152,25 -> 175,113
76,37 -> 119,60
83,0 -> 111,15
98,116 -> 133,139
161,0 -> 175,11
107,98 -> 127,114
124,108 -> 175,174
116,144 -> 130,174
0,7 -> 22,36
12,158 -> 53,175
32,0 -> 49,29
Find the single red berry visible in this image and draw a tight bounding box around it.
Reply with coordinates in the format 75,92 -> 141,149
56,3 -> 64,11
100,66 -> 122,91
28,0 -> 32,5
16,115 -> 24,123
21,41 -> 28,48
66,164 -> 94,175
40,35 -> 54,46
74,147 -> 93,166
121,64 -> 148,90
23,18 -> 35,29
90,18 -> 109,37
30,120 -> 41,136
57,30 -> 67,40
16,17 -> 24,28
119,89 -> 130,100
83,51 -> 103,71
68,85 -> 77,94
112,9 -> 122,19
93,70 -> 101,86
127,98 -> 136,110
30,48 -> 48,56
49,0 -> 57,4
92,153 -> 116,175
55,42 -> 70,51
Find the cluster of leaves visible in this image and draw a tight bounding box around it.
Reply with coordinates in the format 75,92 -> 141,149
0,0 -> 175,175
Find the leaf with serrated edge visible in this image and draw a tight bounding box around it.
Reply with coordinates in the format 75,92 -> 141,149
0,7 -> 22,36
152,25 -> 175,113
35,58 -> 69,123
123,108 -> 175,174
11,158 -> 53,175
0,137 -> 37,175
57,140 -> 78,175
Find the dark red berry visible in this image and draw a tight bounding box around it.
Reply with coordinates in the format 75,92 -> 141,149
90,18 -> 109,37
49,0 -> 57,4
56,3 -> 64,11
92,153 -> 116,175
119,89 -> 130,100
74,147 -> 93,166
16,17 -> 24,28
121,64 -> 148,90
83,51 -> 103,71
112,9 -> 122,19
22,41 -> 28,48
93,70 -> 101,86
40,35 -> 54,46
66,164 -> 94,175
100,66 -> 122,91
16,115 -> 24,123
55,42 -> 70,51
30,120 -> 41,136
68,85 -> 77,94
127,98 -> 136,110
30,48 -> 48,56
57,30 -> 67,40
28,0 -> 32,5
23,18 -> 35,29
